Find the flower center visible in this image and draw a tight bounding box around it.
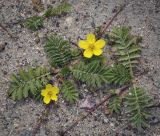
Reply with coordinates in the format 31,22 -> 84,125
47,91 -> 53,97
88,44 -> 95,51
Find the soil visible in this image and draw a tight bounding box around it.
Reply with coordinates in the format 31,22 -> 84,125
0,0 -> 160,136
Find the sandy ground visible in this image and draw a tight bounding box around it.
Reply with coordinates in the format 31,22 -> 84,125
0,0 -> 160,136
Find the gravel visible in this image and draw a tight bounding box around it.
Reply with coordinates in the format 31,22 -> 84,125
0,0 -> 160,135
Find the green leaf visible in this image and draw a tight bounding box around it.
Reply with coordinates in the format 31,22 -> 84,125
17,87 -> 23,100
109,27 -> 141,68
44,2 -> 71,17
10,74 -> 20,85
105,64 -> 132,85
61,81 -> 79,103
8,67 -> 51,101
72,61 -> 109,88
59,66 -> 71,78
11,89 -> 17,100
44,36 -> 74,67
25,16 -> 44,31
19,69 -> 28,81
23,85 -> 29,98
125,87 -> 151,129
83,55 -> 106,64
109,95 -> 121,114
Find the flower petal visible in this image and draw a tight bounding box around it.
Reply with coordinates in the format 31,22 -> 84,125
78,40 -> 89,49
41,89 -> 48,96
94,39 -> 106,49
43,96 -> 51,104
83,49 -> 93,58
46,84 -> 52,89
87,33 -> 96,44
93,48 -> 103,56
52,86 -> 59,94
51,95 -> 58,101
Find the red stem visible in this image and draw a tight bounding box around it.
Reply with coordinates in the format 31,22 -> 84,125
59,85 -> 129,136
98,5 -> 125,38
59,94 -> 112,136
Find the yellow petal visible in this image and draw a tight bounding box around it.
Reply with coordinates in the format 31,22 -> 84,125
83,49 -> 93,58
51,95 -> 58,101
94,39 -> 106,49
43,96 -> 51,104
87,33 -> 96,44
93,48 -> 103,56
46,84 -> 52,89
52,86 -> 59,94
41,89 -> 48,96
78,40 -> 89,49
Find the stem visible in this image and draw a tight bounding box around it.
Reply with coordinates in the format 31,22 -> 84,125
69,5 -> 125,56
59,86 -> 129,136
98,5 -> 125,38
126,42 -> 142,116
38,72 -> 51,79
126,50 -> 134,80
32,103 -> 52,136
59,94 -> 112,136
19,72 -> 51,85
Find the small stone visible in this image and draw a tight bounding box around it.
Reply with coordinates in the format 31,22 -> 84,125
38,32 -> 44,38
65,17 -> 73,27
84,89 -> 89,92
39,53 -> 44,57
0,42 -> 7,52
20,13 -> 25,18
0,108 -> 4,112
28,127 -> 32,131
103,118 -> 109,124
39,127 -> 47,136
110,122 -> 115,127
55,117 -> 60,122
14,123 -> 19,128
82,84 -> 87,88
104,109 -> 110,115
34,37 -> 40,43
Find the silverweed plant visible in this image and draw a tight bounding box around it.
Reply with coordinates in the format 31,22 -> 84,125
8,3 -> 159,136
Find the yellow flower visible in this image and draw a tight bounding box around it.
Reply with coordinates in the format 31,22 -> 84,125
78,33 -> 106,58
41,84 -> 59,104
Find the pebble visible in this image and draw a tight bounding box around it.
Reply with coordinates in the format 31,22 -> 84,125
34,37 -> 40,44
13,123 -> 19,128
39,127 -> 47,136
84,89 -> 89,92
0,42 -> 7,52
0,108 -> 5,112
65,17 -> 73,27
110,122 -> 115,127
38,32 -> 44,38
103,118 -> 109,124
